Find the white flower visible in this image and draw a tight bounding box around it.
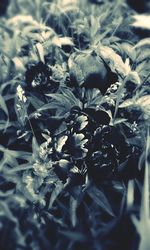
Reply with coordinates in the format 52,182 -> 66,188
33,162 -> 48,178
34,112 -> 42,119
16,85 -> 27,103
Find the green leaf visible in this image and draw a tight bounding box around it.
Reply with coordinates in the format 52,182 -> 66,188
70,196 -> 78,227
32,136 -> 39,160
0,94 -> 8,117
35,42 -> 45,63
28,95 -> 45,110
59,230 -> 87,242
12,57 -> 26,73
88,186 -> 115,217
127,180 -> 134,209
45,90 -> 82,115
85,88 -> 102,108
48,180 -> 64,209
134,38 -> 150,50
132,129 -> 150,250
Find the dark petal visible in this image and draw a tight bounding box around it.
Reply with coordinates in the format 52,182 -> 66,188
89,0 -> 104,4
117,107 -> 143,123
25,62 -> 39,85
82,72 -> 107,90
73,147 -> 88,160
61,44 -> 73,54
69,52 -> 110,93
63,134 -> 88,160
119,123 -> 137,138
133,27 -> 150,39
68,172 -> 85,186
127,0 -> 149,13
88,162 -> 113,183
19,44 -> 30,57
125,81 -> 137,92
54,163 -> 69,183
0,0 -> 9,16
87,148 -> 118,183
83,60 -> 118,94
25,62 -> 52,87
84,108 -> 110,125
107,70 -> 118,86
118,146 -> 142,181
94,125 -> 126,151
70,106 -> 82,114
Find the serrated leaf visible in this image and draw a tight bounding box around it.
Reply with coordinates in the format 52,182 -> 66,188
61,88 -> 81,107
46,93 -> 71,105
137,95 -> 150,107
119,99 -> 134,108
46,91 -> 82,115
136,49 -> 150,65
97,45 -> 131,77
119,95 -> 150,110
85,88 -> 102,107
127,71 -> 141,85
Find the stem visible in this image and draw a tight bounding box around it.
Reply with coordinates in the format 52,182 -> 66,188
26,114 -> 36,140
112,77 -> 126,123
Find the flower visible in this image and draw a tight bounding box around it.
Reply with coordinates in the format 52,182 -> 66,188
87,125 -> 131,183
66,133 -> 88,160
65,108 -> 89,133
88,149 -> 118,182
54,159 -> 85,186
66,106 -> 110,135
25,62 -> 59,92
33,162 -> 48,178
55,133 -> 88,160
93,125 -> 127,153
68,50 -> 118,94
16,85 -> 27,103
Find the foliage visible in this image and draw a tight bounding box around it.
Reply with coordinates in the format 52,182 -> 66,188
0,0 -> 150,250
